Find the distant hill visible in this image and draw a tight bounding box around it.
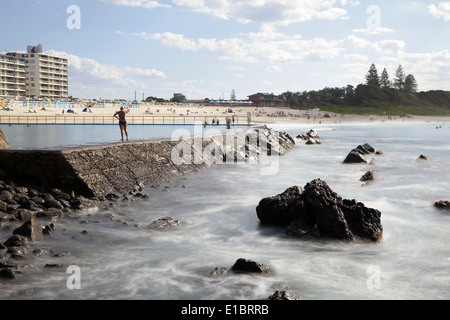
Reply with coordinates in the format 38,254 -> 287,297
282,87 -> 450,116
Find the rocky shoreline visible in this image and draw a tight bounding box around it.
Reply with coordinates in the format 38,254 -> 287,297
0,127 -> 300,299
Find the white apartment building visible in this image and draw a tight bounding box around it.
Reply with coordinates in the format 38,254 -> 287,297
0,53 -> 26,98
1,45 -> 69,99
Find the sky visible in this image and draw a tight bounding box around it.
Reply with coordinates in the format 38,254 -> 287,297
1,0 -> 450,101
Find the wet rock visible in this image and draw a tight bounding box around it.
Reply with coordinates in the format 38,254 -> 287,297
434,200 -> 450,209
305,138 -> 321,145
256,186 -> 305,225
256,179 -> 383,242
45,264 -> 69,268
0,212 -> 8,223
70,197 -> 99,210
13,218 -> 44,242
0,200 -> 8,212
13,208 -> 34,221
231,258 -> 271,274
0,190 -> 16,204
418,154 -> 429,160
357,143 -> 375,154
267,290 -> 301,300
3,235 -> 30,249
0,268 -> 15,279
0,259 -> 17,269
148,217 -> 181,231
297,129 -> 321,145
36,209 -> 63,218
210,267 -> 228,277
344,143 -> 376,164
344,150 -> 368,164
42,194 -> 64,210
360,170 -> 375,182
43,223 -> 55,235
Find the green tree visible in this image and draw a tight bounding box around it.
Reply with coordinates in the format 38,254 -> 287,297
404,74 -> 418,93
380,68 -> 391,88
394,65 -> 406,91
365,63 -> 380,87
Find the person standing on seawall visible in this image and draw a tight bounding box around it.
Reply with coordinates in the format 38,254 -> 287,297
114,106 -> 130,141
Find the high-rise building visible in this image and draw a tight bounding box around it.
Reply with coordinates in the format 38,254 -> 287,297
1,44 -> 69,99
0,53 -> 26,98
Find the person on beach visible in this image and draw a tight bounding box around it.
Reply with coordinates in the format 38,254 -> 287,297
114,106 -> 130,141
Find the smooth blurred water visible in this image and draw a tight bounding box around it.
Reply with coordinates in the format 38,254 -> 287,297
0,124 -> 233,149
1,120 -> 449,300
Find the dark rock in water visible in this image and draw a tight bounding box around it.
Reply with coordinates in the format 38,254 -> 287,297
418,154 -> 429,160
42,194 -> 64,210
357,143 -> 375,154
43,223 -> 55,235
45,263 -> 69,268
256,186 -> 305,225
210,267 -> 228,277
300,179 -> 353,240
3,235 -> 30,249
0,268 -> 15,279
305,138 -> 321,145
0,259 -> 17,269
297,129 -> 321,145
256,179 -> 383,242
344,143 -> 376,164
231,258 -> 271,274
70,197 -> 99,210
343,150 -> 368,164
286,219 -> 320,239
13,218 -> 44,242
37,209 -> 63,218
360,170 -> 375,182
148,217 -> 181,231
267,290 -> 301,300
434,200 -> 450,209
13,208 -> 34,221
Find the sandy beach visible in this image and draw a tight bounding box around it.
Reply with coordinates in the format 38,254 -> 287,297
1,103 -> 450,125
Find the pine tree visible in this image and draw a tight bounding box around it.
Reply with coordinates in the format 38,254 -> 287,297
404,74 -> 418,93
365,63 -> 380,87
394,65 -> 406,91
380,68 -> 391,88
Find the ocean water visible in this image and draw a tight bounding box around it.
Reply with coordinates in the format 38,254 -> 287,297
1,121 -> 449,300
0,124 -> 231,149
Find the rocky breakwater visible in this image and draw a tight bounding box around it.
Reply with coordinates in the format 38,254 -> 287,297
0,128 -> 295,198
256,179 -> 383,242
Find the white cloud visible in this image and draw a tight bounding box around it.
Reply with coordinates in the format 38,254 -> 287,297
118,24 -> 344,64
100,0 -> 171,9
344,35 -> 370,49
46,50 -> 166,98
172,0 -> 349,25
372,39 -> 406,56
428,2 -> 450,21
353,27 -> 394,35
344,54 -> 368,62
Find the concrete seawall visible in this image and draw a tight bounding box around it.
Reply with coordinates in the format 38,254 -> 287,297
0,128 -> 295,198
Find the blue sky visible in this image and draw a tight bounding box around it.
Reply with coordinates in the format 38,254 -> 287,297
2,0 -> 450,100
